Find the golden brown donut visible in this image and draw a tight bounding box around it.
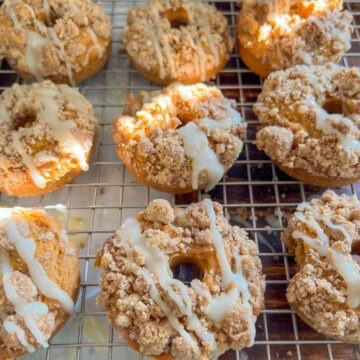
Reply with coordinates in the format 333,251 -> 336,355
236,0 -> 353,78
0,207 -> 80,358
0,80 -> 98,197
113,83 -> 246,194
282,190 -> 360,343
96,199 -> 265,359
0,0 -> 112,85
255,63 -> 360,187
124,0 -> 234,85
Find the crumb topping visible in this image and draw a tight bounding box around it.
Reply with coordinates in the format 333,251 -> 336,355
0,0 -> 112,83
97,200 -> 265,359
255,64 -> 360,179
124,0 -> 234,81
0,80 -> 97,191
237,0 -> 353,70
113,83 -> 246,192
282,190 -> 360,342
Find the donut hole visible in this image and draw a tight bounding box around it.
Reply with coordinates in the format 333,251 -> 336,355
12,109 -> 37,131
41,9 -> 62,27
165,7 -> 189,28
171,259 -> 203,283
322,99 -> 349,116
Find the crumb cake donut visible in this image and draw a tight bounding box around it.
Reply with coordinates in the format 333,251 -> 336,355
255,63 -> 360,187
237,0 -> 353,78
0,80 -> 98,197
282,190 -> 360,343
0,207 -> 79,358
124,0 -> 234,85
0,0 -> 112,85
97,199 -> 265,359
113,83 -> 246,194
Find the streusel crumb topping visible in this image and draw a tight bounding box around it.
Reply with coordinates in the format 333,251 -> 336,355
255,64 -> 360,179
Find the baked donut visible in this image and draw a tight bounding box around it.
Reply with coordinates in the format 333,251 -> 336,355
0,0 -> 112,85
236,0 -> 353,78
0,80 -> 97,197
0,207 -> 79,358
255,63 -> 360,187
113,83 -> 246,194
282,190 -> 360,343
96,199 -> 265,359
124,0 -> 234,85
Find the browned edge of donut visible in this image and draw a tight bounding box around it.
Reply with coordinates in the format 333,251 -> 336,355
274,161 -> 360,188
6,42 -> 112,85
0,133 -> 97,197
127,50 -> 231,86
0,210 -> 80,358
237,40 -> 273,79
289,302 -> 360,344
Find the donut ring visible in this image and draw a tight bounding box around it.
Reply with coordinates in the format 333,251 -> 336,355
0,80 -> 97,197
282,190 -> 360,343
0,0 -> 112,85
0,207 -> 79,358
113,83 -> 246,194
124,0 -> 234,85
96,199 -> 265,359
236,0 -> 353,78
255,63 -> 360,187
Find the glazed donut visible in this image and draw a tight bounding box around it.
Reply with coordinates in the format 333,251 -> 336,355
0,80 -> 97,197
0,0 -> 112,85
0,207 -> 79,358
282,190 -> 360,343
255,63 -> 360,187
113,83 -> 246,194
96,199 -> 265,359
236,0 -> 353,78
124,0 -> 234,85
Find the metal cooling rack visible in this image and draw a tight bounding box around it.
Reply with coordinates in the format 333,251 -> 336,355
0,0 -> 359,359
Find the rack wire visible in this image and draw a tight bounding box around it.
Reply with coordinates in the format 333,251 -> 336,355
0,0 -> 359,359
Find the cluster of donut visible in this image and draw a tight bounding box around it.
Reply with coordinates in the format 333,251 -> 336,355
0,0 -> 359,359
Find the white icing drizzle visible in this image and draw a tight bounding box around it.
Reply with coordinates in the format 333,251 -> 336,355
306,100 -> 360,153
0,214 -> 75,314
12,131 -> 47,189
178,122 -> 224,192
292,202 -> 360,308
199,103 -> 241,132
204,200 -> 256,342
42,0 -> 51,27
82,28 -> 105,67
44,204 -> 68,218
0,251 -> 48,351
117,217 -> 221,359
4,320 -> 35,353
33,86 -> 89,171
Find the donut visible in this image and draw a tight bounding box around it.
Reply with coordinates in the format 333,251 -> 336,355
0,207 -> 79,358
255,63 -> 360,187
282,190 -> 360,343
113,83 -> 246,194
0,80 -> 98,197
0,0 -> 112,85
124,0 -> 234,85
96,199 -> 265,359
236,0 -> 353,78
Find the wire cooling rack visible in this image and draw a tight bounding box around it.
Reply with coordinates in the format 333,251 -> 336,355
0,0 -> 359,359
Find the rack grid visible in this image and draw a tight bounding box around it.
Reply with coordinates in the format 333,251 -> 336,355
0,0 -> 360,359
